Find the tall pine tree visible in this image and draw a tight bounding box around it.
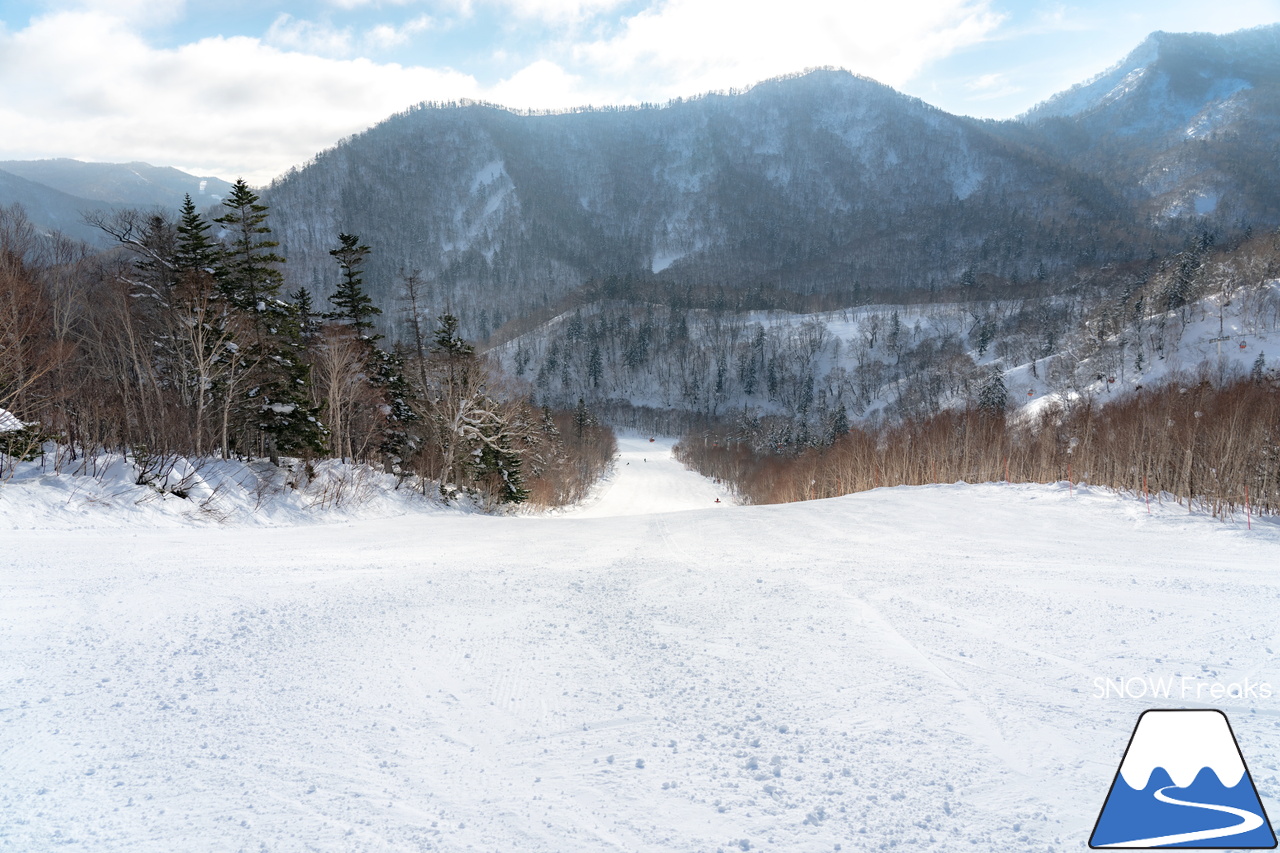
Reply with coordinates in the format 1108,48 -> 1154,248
326,233 -> 380,334
214,179 -> 324,461
324,233 -> 412,463
174,194 -> 221,276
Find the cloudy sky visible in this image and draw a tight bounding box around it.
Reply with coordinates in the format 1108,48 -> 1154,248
2,0 -> 1278,184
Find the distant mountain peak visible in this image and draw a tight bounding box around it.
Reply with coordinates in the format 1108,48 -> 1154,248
1021,24 -> 1280,123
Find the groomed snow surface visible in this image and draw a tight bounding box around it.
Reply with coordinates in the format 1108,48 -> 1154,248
4,435 -> 1280,851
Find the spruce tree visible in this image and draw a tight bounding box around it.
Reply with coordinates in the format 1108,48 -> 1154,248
213,179 -> 324,460
828,406 -> 850,443
573,397 -> 591,438
372,345 -> 416,462
291,287 -> 320,344
326,233 -> 380,334
471,431 -> 529,504
174,194 -> 220,275
432,313 -> 474,359
214,179 -> 286,313
978,366 -> 1008,415
322,233 -> 412,463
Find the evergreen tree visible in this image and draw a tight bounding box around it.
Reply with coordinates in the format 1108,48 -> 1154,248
425,313 -> 491,494
214,179 -> 286,313
291,287 -> 320,344
828,406 -> 850,443
171,199 -> 236,458
432,313 -> 475,360
318,234 -> 413,465
1253,351 -> 1267,384
213,179 -> 324,460
471,430 -> 529,505
573,397 -> 591,438
977,366 -> 1007,415
326,233 -> 380,334
588,344 -> 603,389
174,194 -> 220,275
251,299 -> 326,460
976,318 -> 995,358
371,345 -> 417,463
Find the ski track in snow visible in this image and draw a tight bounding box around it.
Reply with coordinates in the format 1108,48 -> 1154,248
3,435 -> 1280,851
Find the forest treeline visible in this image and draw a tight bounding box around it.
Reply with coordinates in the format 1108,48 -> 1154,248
0,187 -> 614,508
675,373 -> 1280,517
496,228 -> 1280,450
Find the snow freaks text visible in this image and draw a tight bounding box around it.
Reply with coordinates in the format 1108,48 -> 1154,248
1093,676 -> 1274,701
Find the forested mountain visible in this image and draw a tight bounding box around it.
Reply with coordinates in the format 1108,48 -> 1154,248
0,160 -> 233,245
264,70 -> 1158,341
0,159 -> 233,209
260,25 -> 1280,344
1015,24 -> 1280,222
0,168 -> 116,245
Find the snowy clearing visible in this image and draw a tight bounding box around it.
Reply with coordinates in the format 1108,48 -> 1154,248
3,437 -> 1280,851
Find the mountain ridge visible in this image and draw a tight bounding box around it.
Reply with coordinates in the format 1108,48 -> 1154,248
264,64 -> 1156,339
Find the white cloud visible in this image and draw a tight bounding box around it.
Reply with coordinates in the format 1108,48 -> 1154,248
485,59 -> 609,109
324,0 -> 630,22
497,0 -> 631,22
64,0 -> 188,26
366,14 -> 436,49
576,0 -> 1003,96
264,13 -> 437,57
265,14 -> 356,57
0,0 -> 1010,184
324,0 -> 423,9
0,10 -> 481,183
962,72 -> 1022,101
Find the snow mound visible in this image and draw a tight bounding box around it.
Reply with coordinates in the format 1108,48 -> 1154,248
0,407 -> 25,433
0,451 -> 451,529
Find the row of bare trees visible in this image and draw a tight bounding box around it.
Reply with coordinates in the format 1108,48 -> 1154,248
676,373 -> 1280,518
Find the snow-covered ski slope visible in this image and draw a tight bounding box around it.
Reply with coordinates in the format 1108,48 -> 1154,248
3,438 -> 1280,852
562,434 -> 734,517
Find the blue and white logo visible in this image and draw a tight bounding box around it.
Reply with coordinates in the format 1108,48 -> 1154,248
1091,709 -> 1276,848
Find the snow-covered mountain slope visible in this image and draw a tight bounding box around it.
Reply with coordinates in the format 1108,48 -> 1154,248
492,274 -> 1280,427
1008,280 -> 1280,416
264,69 -> 1140,340
0,159 -> 234,244
0,167 -> 117,245
3,438 -> 1279,851
1018,25 -> 1280,223
0,159 -> 233,209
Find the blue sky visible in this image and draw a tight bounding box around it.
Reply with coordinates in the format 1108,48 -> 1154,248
2,0 -> 1278,183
